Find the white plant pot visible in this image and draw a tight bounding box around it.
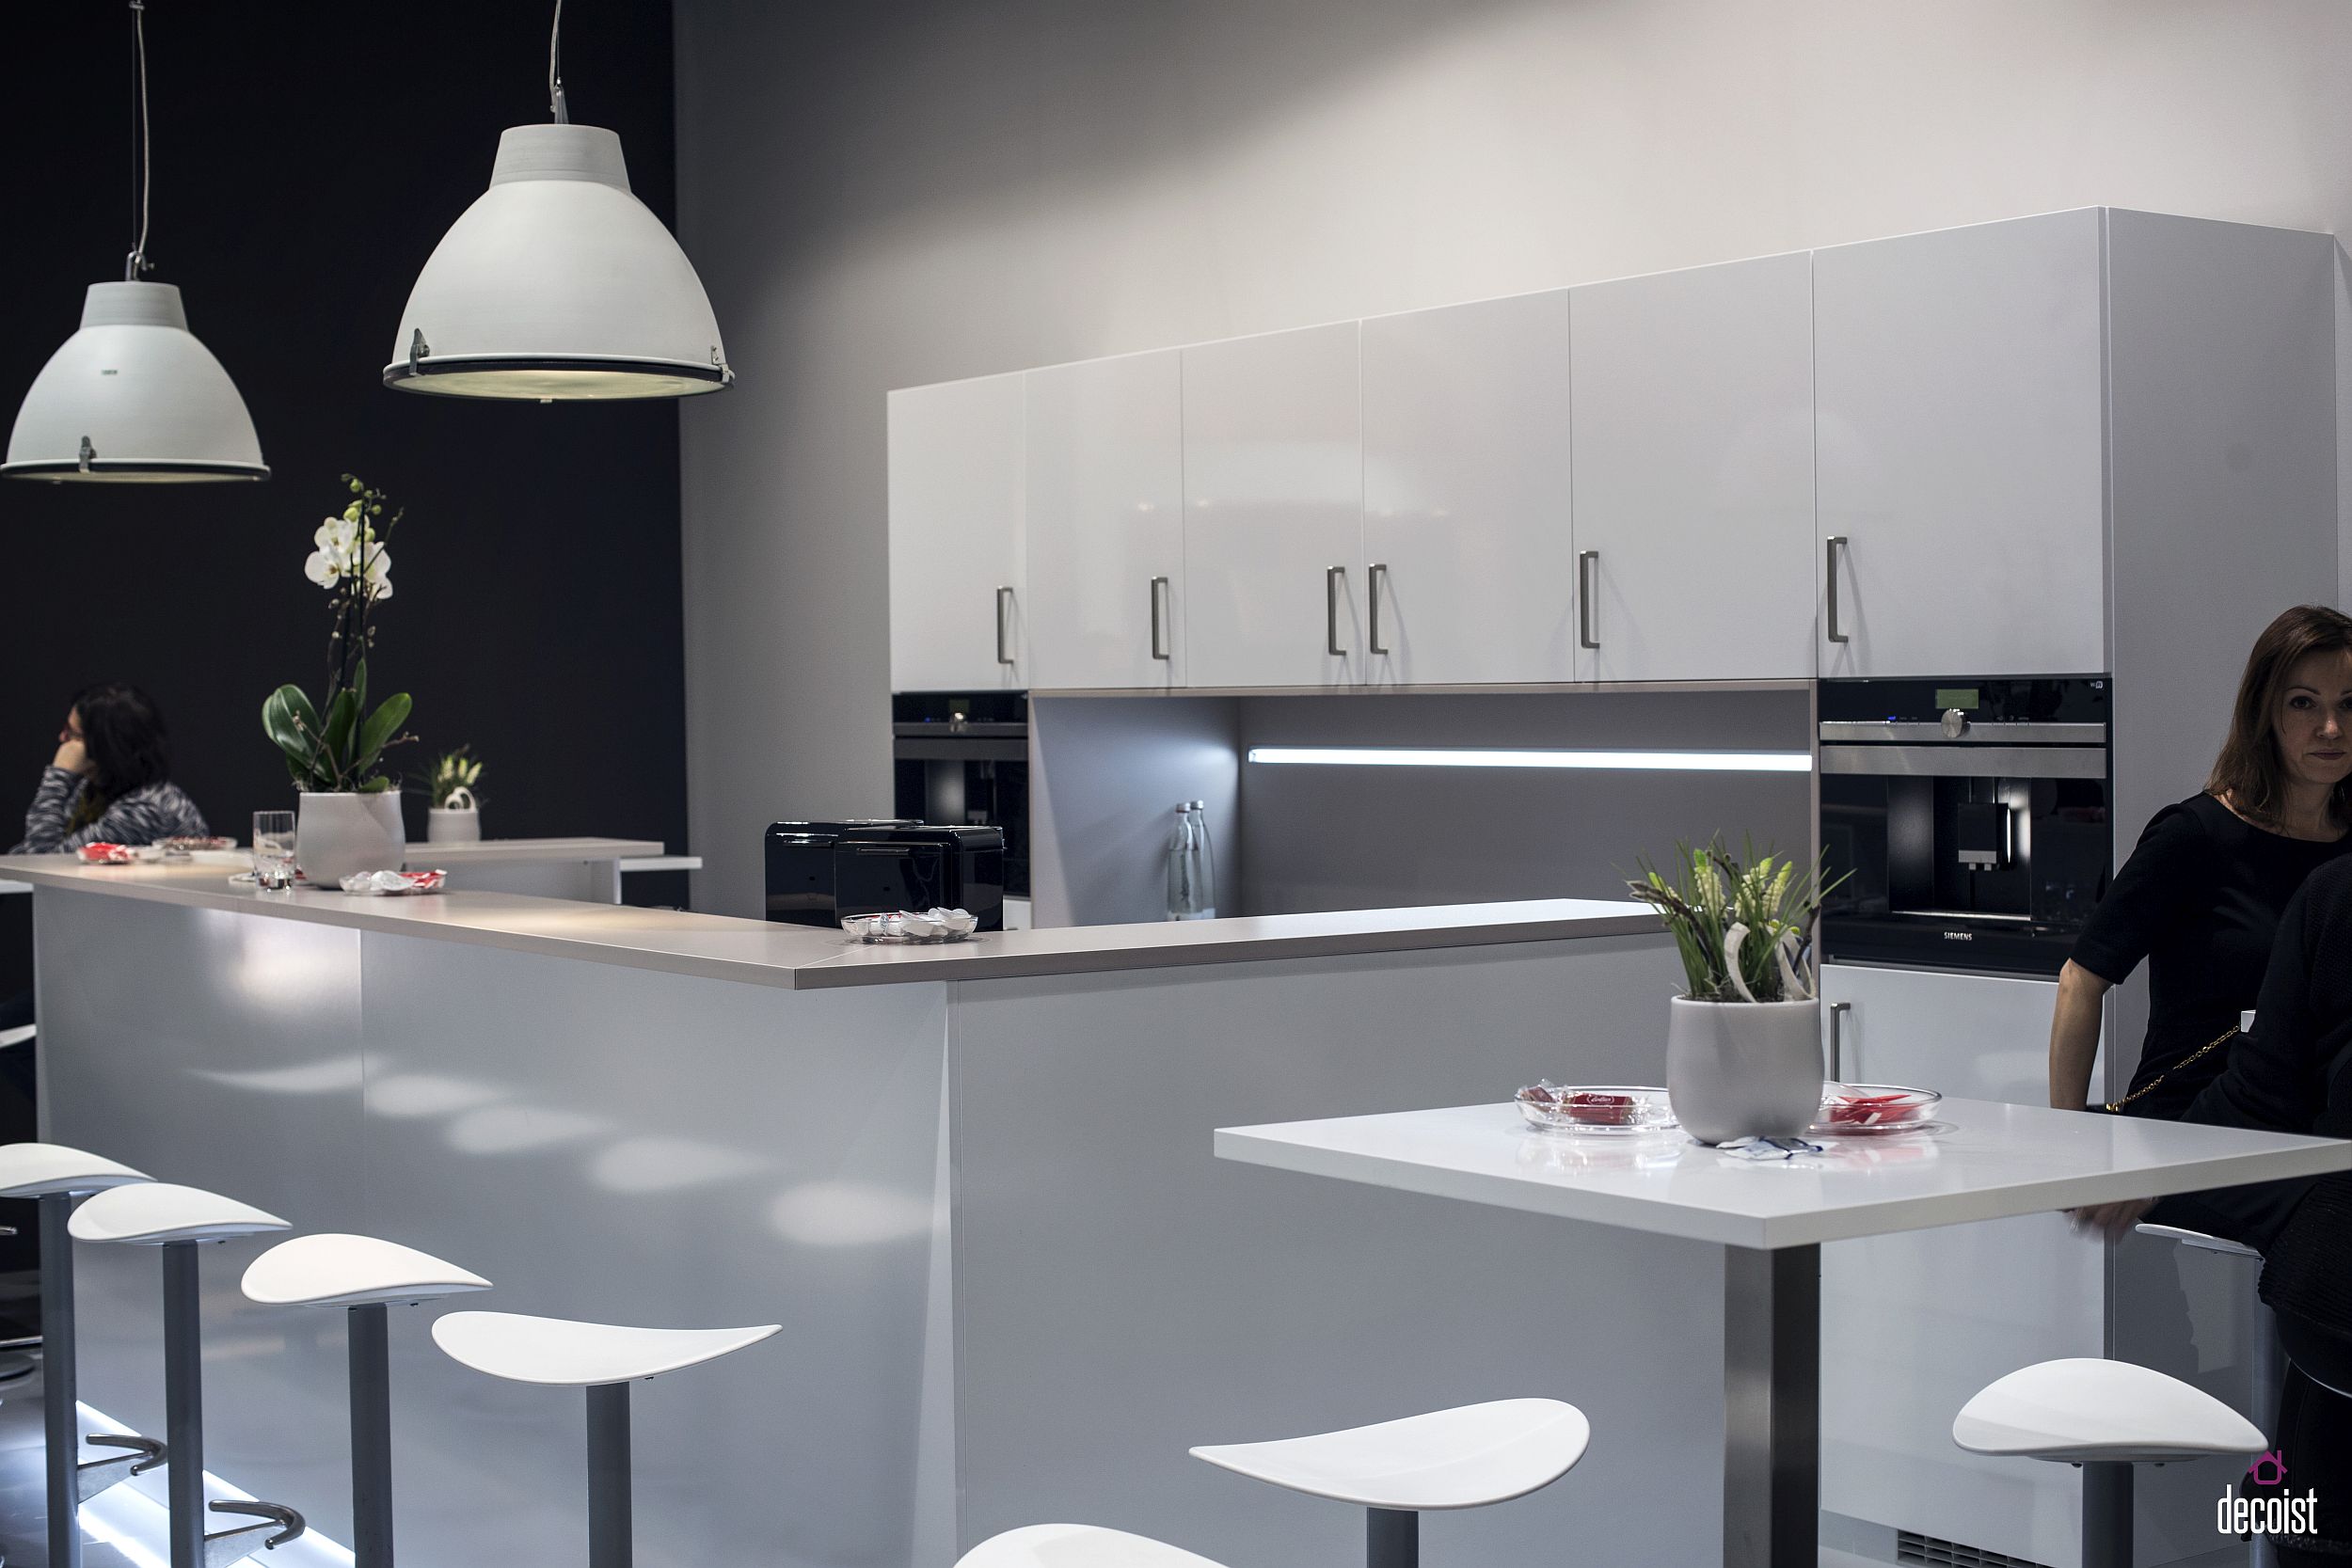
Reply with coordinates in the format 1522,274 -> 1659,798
296,791 -> 406,888
427,806 -> 480,845
1665,996 -> 1823,1145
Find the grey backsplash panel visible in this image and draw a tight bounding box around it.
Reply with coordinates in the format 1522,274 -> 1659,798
1034,688 -> 1811,923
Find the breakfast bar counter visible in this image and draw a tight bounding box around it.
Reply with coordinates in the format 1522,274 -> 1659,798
0,854 -> 1741,1567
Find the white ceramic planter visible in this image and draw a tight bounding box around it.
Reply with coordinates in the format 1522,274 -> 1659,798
1665,996 -> 1823,1145
427,805 -> 480,844
296,791 -> 406,887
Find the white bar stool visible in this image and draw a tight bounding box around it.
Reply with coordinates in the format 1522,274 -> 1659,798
71,1183 -> 303,1568
1190,1398 -> 1592,1568
242,1234 -> 490,1568
1954,1357 -> 2267,1568
431,1310 -> 779,1568
0,1142 -> 153,1568
2137,1220 -> 2280,1566
957,1523 -> 1231,1565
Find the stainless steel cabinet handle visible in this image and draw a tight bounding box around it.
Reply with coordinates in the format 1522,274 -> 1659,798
1825,536 -> 1850,644
995,585 -> 1015,666
1577,550 -> 1599,650
1829,1001 -> 1851,1080
1367,562 -> 1390,656
1326,565 -> 1346,657
1150,576 -> 1171,661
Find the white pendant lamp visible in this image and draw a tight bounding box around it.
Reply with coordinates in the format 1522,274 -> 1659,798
2,1 -> 267,483
383,1 -> 731,402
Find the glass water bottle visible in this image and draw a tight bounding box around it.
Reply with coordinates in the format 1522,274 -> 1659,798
1167,801 -> 1217,921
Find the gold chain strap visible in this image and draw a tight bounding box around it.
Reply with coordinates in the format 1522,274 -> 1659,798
2103,1024 -> 2240,1114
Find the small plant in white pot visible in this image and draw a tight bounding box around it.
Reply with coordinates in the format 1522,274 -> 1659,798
261,476 -> 416,887
1629,842 -> 1841,1145
427,747 -> 484,844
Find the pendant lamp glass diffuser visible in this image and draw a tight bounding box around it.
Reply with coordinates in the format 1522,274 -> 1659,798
383,123 -> 729,400
3,6 -> 267,483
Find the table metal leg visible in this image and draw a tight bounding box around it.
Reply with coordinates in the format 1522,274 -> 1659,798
1723,1243 -> 1819,1568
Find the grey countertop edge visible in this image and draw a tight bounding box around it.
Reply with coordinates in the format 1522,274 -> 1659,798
0,858 -> 1661,991
1211,1126 -> 2352,1250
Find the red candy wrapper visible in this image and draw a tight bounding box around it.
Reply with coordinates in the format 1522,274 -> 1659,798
76,843 -> 134,864
1565,1091 -> 1638,1125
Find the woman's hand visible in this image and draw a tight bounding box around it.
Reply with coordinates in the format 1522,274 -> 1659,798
50,737 -> 89,775
2067,1197 -> 2156,1237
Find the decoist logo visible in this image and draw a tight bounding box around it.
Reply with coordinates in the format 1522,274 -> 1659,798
2219,1450 -> 2319,1539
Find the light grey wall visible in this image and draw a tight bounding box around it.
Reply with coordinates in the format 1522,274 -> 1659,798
674,0 -> 2352,917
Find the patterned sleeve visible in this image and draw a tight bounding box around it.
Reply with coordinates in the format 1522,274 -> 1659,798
11,767 -> 87,854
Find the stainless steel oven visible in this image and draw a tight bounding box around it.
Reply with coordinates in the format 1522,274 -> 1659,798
1818,677 -> 2112,975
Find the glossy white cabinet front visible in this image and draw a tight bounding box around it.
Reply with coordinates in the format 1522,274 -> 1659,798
1815,210 -> 2107,677
1819,963 -> 2104,1567
1025,351 -> 1185,689
1181,324 -> 1364,689
1359,292 -> 1575,686
1569,253 -> 1816,681
888,372 -> 1026,691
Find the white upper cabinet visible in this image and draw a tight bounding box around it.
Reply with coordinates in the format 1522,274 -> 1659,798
1024,351 -> 1185,690
1181,324 -> 1364,689
888,373 -> 1026,691
1359,292 -> 1576,687
1814,210 -> 2107,677
1569,254 -> 1817,682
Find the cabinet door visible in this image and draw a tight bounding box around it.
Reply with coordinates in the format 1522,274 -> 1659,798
1025,351 -> 1185,690
1181,324 -> 1363,689
1569,254 -> 1816,681
1815,209 -> 2107,677
1359,292 -> 1574,686
888,373 -> 1026,691
1818,964 -> 2105,1567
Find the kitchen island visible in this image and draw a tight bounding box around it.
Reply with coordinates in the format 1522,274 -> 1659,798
5,855 -> 1719,1568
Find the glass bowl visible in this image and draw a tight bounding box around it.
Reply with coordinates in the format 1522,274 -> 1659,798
1812,1083 -> 1943,1134
1515,1083 -> 1679,1136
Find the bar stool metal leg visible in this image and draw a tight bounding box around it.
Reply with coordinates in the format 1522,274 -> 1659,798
161,1241 -> 207,1568
586,1383 -> 632,1568
2080,1461 -> 2132,1568
42,1191 -> 81,1568
349,1303 -> 394,1567
1365,1507 -> 1417,1568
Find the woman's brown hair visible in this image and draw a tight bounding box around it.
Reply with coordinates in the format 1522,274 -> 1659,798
2207,604 -> 2352,826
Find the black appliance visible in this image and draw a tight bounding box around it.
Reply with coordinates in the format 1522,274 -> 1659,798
893,691 -> 1028,901
763,821 -> 1007,930
1819,676 -> 2112,975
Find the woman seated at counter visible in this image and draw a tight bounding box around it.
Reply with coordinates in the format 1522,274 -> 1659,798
2048,605 -> 2352,1122
8,683 -> 208,854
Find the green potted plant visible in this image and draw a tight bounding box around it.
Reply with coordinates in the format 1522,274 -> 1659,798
427,746 -> 484,845
1628,841 -> 1840,1144
261,476 -> 415,886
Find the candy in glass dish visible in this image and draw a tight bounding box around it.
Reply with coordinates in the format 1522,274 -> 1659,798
1810,1083 -> 1943,1135
841,908 -> 978,944
1514,1082 -> 1678,1135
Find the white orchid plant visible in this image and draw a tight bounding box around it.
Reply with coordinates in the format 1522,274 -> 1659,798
262,476 -> 415,794
1628,840 -> 1843,1004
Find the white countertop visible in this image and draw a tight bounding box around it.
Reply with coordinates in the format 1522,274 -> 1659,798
0,855 -> 1659,990
1214,1099 -> 2352,1249
415,836 -> 666,864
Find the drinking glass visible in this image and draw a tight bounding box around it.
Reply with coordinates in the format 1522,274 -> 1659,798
251,811 -> 296,891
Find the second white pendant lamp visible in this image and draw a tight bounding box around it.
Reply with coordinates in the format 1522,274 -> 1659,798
383,0 -> 731,401
2,1 -> 267,483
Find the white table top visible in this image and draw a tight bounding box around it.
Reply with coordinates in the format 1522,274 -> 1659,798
414,837 -> 666,864
1215,1099 -> 2352,1250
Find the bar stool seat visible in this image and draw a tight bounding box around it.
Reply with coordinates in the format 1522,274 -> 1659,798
0,1142 -> 148,1197
1191,1397 -> 1591,1510
242,1232 -> 490,1307
957,1524 -> 1232,1567
1955,1357 -> 2265,1462
69,1182 -> 287,1244
432,1310 -> 779,1385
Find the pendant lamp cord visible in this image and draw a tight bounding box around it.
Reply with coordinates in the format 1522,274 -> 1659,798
548,0 -> 569,123
124,0 -> 152,279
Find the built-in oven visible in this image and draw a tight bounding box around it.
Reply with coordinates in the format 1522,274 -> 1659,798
892,691 -> 1029,905
1818,676 -> 2111,975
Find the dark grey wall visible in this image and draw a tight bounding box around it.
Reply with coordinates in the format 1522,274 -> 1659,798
0,2 -> 688,889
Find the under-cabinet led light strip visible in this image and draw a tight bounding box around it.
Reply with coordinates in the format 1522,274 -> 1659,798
1244,746 -> 1813,773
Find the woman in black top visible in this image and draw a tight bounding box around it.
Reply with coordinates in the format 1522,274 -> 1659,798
2049,605 -> 2352,1124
